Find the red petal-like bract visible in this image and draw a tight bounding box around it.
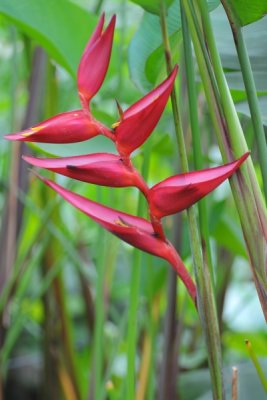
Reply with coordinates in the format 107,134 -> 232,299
149,153 -> 249,218
4,110 -> 108,144
78,15 -> 116,109
38,175 -> 196,302
23,153 -> 147,192
115,66 -> 178,156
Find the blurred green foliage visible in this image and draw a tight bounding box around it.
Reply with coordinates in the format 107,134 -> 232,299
0,0 -> 266,399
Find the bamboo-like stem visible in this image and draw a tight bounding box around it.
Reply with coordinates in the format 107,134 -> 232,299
160,2 -> 224,399
181,7 -> 214,287
126,144 -> 151,400
182,0 -> 267,320
221,1 -> 267,202
197,0 -> 267,318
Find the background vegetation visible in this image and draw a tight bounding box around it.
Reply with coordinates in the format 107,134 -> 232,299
0,0 -> 266,399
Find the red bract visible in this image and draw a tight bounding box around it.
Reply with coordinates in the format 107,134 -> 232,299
115,66 -> 178,156
5,15 -> 115,144
4,110 -> 111,144
37,174 -> 196,302
23,153 -> 148,193
149,153 -> 249,218
78,14 -> 116,110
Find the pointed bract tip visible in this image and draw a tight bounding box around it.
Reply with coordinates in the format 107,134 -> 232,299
239,151 -> 250,164
172,64 -> 179,78
22,155 -> 39,166
105,14 -> 116,36
4,133 -> 24,141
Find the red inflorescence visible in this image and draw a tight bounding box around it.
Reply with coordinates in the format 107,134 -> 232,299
5,14 -> 249,305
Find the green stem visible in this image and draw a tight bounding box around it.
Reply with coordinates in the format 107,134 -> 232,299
182,0 -> 267,320
181,7 -> 214,288
93,206 -> 108,400
126,144 -> 150,400
245,340 -> 267,393
221,1 -> 267,202
197,0 -> 267,315
160,2 -> 224,399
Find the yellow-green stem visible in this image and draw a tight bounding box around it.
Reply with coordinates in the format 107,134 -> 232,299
181,7 -> 215,288
245,340 -> 267,393
221,0 -> 267,202
182,0 -> 267,320
160,2 -> 224,399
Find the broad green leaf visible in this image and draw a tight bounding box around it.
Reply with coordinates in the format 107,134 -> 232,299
212,7 -> 267,124
145,30 -> 182,85
128,0 -> 220,91
222,0 -> 267,26
225,71 -> 267,93
178,361 -> 267,400
212,215 -> 246,257
236,96 -> 267,126
129,3 -> 267,97
223,331 -> 267,356
212,8 -> 267,74
130,0 -> 174,16
0,0 -> 97,77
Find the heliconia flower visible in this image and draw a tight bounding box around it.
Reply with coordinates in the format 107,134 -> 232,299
149,153 -> 249,218
78,14 -> 116,110
23,153 -> 148,194
4,110 -> 112,144
36,174 -> 196,302
114,66 -> 178,157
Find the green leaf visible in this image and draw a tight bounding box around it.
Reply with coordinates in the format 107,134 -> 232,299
0,0 -> 97,77
212,8 -> 267,74
145,30 -> 182,85
178,360 -> 267,400
211,7 -> 267,124
236,96 -> 267,126
222,0 -> 267,26
130,0 -> 174,16
128,0 -> 220,91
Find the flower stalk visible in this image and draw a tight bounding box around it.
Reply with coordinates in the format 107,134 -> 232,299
180,8 -> 214,285
183,0 -> 267,320
221,0 -> 267,202
160,1 -> 224,399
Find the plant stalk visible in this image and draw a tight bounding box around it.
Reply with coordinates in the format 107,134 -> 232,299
221,1 -> 267,202
126,143 -> 151,399
181,7 -> 214,287
160,2 -> 224,399
245,340 -> 267,392
182,0 -> 267,320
